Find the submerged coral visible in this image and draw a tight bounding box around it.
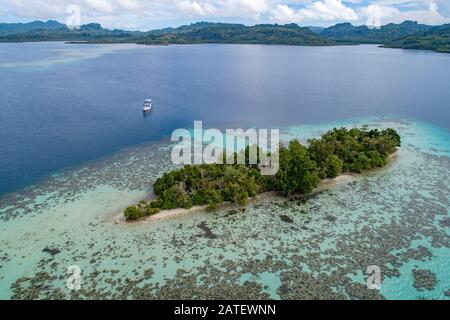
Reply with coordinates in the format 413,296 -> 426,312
1,120 -> 449,300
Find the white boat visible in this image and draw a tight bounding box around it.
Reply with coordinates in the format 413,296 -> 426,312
143,99 -> 153,112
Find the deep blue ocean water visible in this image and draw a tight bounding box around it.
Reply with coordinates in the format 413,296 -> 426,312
1,42 -> 450,195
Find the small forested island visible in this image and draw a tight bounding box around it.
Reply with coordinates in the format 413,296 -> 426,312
124,127 -> 401,221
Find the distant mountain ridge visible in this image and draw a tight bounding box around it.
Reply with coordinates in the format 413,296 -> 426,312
0,20 -> 66,35
320,21 -> 432,43
0,20 -> 449,53
139,22 -> 331,46
0,21 -> 332,46
383,24 -> 450,53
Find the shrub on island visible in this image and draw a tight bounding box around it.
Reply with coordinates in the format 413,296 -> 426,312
124,202 -> 162,221
124,206 -> 140,221
124,127 -> 401,221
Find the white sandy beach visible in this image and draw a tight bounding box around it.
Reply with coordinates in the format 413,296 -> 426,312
113,173 -> 356,225
114,151 -> 399,225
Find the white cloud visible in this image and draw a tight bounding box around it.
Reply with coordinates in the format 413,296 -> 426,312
84,0 -> 114,14
115,0 -> 140,11
175,1 -> 217,16
271,0 -> 358,24
359,1 -> 449,26
8,0 -> 66,18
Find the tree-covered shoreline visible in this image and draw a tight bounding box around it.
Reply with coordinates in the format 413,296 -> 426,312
124,127 -> 401,221
383,24 -> 450,53
0,22 -> 332,46
2,20 -> 449,54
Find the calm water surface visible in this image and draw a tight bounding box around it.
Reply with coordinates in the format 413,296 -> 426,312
0,43 -> 449,300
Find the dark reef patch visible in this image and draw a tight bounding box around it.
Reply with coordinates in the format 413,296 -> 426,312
412,269 -> 438,292
42,247 -> 61,256
197,222 -> 218,239
280,215 -> 294,223
440,217 -> 450,228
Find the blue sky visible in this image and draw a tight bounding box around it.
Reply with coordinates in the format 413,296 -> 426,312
0,0 -> 449,30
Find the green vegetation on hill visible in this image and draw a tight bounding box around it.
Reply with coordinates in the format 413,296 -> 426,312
138,23 -> 332,46
0,23 -> 143,43
124,127 -> 401,221
320,20 -> 450,53
0,20 -> 65,35
383,24 -> 450,53
320,21 -> 431,44
0,21 -> 332,46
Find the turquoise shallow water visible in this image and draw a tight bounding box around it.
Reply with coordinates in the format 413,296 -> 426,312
0,117 -> 449,300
